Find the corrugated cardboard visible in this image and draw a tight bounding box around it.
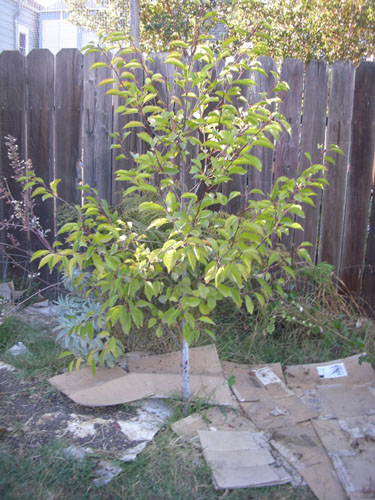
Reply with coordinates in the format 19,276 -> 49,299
198,430 -> 291,489
222,360 -> 284,379
270,422 -> 347,500
297,384 -> 375,419
128,344 -> 223,374
171,406 -> 257,440
49,368 -> 154,406
285,354 -> 375,392
49,345 -> 235,407
222,361 -> 294,402
140,372 -> 235,406
241,395 -> 319,430
313,418 -> 375,499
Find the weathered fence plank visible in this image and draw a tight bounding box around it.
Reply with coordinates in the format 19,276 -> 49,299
0,51 -> 26,278
274,58 -> 304,249
294,60 -> 328,259
318,61 -> 355,272
26,49 -> 55,242
363,157 -> 375,311
341,62 -> 375,295
55,49 -> 83,206
0,51 -> 26,220
83,52 -> 113,203
248,57 -> 277,199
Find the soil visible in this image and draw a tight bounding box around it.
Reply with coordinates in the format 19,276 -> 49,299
0,363 -> 145,458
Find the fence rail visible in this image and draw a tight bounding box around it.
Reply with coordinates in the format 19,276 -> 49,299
0,49 -> 375,307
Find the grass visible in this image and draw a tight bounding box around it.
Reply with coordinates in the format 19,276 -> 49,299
0,262 -> 374,499
0,316 -> 66,379
0,433 -> 315,500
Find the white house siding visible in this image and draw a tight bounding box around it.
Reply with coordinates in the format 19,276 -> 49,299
0,0 -> 39,54
0,0 -> 17,51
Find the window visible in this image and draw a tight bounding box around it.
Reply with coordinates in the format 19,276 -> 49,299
18,25 -> 29,55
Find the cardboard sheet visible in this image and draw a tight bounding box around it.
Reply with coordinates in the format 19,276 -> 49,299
285,354 -> 375,392
140,372 -> 235,406
313,418 -> 375,499
128,344 -> 223,374
298,384 -> 375,419
171,406 -> 257,441
222,361 -> 294,402
241,395 -> 319,430
222,360 -> 284,379
49,345 -> 236,407
270,422 -> 347,500
198,430 -> 291,489
49,368 -> 154,406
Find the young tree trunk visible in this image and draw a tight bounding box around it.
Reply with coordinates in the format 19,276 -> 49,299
181,335 -> 191,401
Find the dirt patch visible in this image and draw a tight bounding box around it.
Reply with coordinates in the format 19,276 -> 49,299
0,364 -> 157,458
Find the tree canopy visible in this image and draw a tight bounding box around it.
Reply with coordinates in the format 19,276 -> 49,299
67,0 -> 374,63
230,0 -> 375,64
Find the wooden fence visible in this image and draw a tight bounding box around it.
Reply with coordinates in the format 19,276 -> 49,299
0,49 -> 375,307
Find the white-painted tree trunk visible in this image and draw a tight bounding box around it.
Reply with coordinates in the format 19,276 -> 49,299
181,336 -> 191,401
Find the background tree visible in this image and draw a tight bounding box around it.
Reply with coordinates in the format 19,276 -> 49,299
68,0 -> 374,63
230,0 -> 375,65
67,0 -> 230,51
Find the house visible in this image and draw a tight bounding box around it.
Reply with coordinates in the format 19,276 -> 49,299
0,0 -> 41,54
0,0 -> 98,55
39,0 -> 98,54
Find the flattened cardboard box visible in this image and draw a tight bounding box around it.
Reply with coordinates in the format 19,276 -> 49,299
298,384 -> 375,419
128,344 -> 223,374
285,354 -> 375,392
313,417 -> 375,499
172,406 -> 257,441
270,422 -> 346,500
198,430 -> 291,489
222,361 -> 294,402
49,345 -> 235,407
241,395 -> 319,430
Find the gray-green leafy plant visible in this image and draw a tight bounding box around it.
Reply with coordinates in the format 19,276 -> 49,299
53,272 -> 124,368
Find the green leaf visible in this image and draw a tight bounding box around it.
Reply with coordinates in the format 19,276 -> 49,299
245,295 -> 254,314
163,249 -> 175,273
165,57 -> 187,71
268,252 -> 279,266
254,292 -> 265,307
30,249 -> 50,262
120,306 -> 131,335
139,202 -> 164,212
97,77 -> 116,87
199,316 -> 215,325
89,62 -> 108,70
92,254 -> 105,275
137,132 -> 152,145
124,121 -> 145,128
187,249 -> 196,271
58,350 -> 73,359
